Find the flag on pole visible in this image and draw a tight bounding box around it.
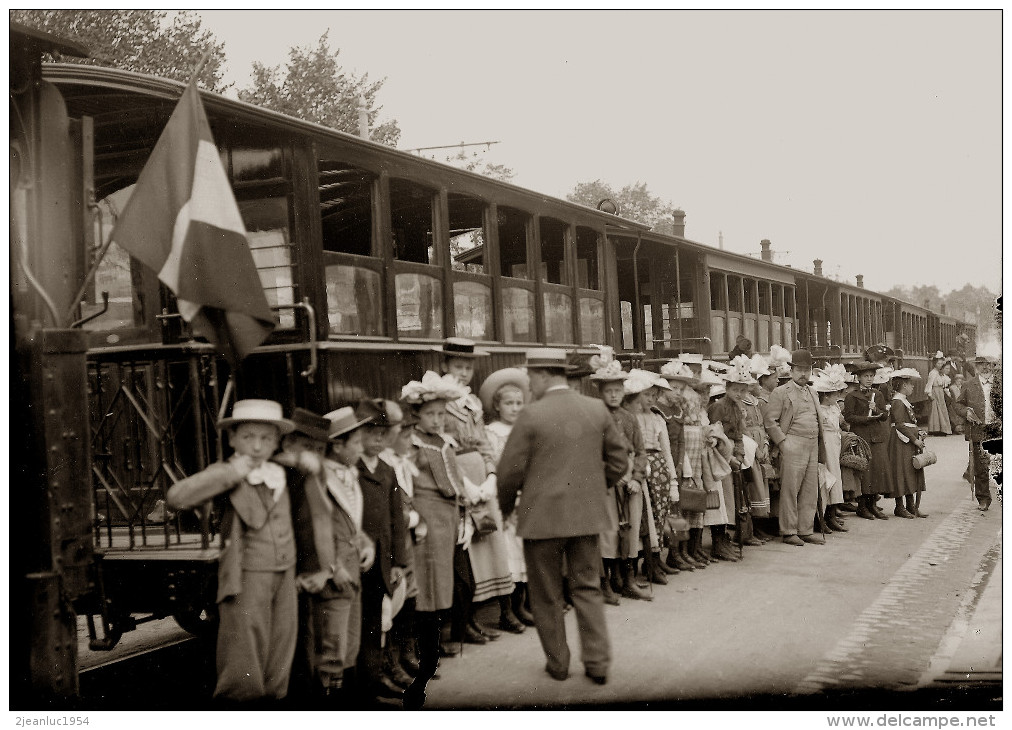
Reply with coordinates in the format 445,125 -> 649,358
110,82 -> 276,363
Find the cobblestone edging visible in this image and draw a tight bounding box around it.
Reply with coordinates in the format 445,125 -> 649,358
794,498 -> 999,694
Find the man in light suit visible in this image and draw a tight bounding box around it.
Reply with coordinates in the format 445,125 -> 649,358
953,355 -> 1001,511
498,349 -> 628,685
763,349 -> 827,546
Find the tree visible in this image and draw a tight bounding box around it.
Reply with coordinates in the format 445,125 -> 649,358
884,283 -> 998,339
566,180 -> 678,234
238,32 -> 400,147
10,10 -> 227,92
441,148 -> 515,183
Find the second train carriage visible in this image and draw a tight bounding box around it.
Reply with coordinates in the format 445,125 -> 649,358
30,52 -> 976,658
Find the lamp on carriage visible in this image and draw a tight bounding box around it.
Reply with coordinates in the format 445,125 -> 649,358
597,198 -> 619,215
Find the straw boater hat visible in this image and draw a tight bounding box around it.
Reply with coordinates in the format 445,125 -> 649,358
401,371 -> 470,404
890,367 -> 922,381
435,337 -> 489,359
723,354 -> 757,385
813,364 -> 849,393
288,407 -> 332,442
704,359 -> 729,373
693,365 -> 724,392
324,406 -> 375,440
525,348 -> 572,371
709,382 -> 726,399
660,360 -> 696,385
478,367 -> 531,413
678,353 -> 704,365
218,399 -> 295,434
589,360 -> 629,383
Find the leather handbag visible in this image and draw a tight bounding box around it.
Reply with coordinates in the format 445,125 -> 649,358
912,450 -> 937,470
679,486 -> 720,513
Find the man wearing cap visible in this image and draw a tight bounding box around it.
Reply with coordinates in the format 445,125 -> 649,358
954,355 -> 1001,511
498,349 -> 629,685
763,350 -> 827,546
167,400 -> 314,703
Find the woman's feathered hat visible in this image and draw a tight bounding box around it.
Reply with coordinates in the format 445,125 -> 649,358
769,345 -> 792,378
891,367 -> 922,380
723,354 -> 757,385
588,345 -> 628,383
660,359 -> 696,385
813,364 -> 849,393
748,354 -> 773,377
873,366 -> 895,385
401,371 -> 469,404
623,370 -> 656,396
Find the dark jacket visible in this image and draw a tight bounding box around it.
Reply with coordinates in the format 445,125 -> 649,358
953,375 -> 1002,444
707,397 -> 746,462
844,387 -> 890,445
498,387 -> 628,539
358,457 -> 408,596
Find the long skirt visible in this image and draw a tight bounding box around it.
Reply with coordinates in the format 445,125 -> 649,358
822,430 -> 844,505
645,452 -> 673,539
860,439 -> 892,496
468,499 -> 514,602
888,435 -> 926,497
599,486 -> 620,560
702,478 -> 730,527
503,511 -> 527,583
928,386 -> 952,434
412,491 -> 458,613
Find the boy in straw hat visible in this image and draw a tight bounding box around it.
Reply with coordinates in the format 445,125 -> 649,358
763,350 -> 828,546
167,399 -> 315,703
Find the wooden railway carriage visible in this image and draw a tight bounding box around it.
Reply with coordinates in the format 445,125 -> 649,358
14,23 -> 977,700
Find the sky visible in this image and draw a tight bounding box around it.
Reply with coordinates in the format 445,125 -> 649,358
198,9 -> 1002,296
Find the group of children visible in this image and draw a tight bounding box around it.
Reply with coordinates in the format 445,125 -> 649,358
167,338 -> 537,709
166,337 -> 949,708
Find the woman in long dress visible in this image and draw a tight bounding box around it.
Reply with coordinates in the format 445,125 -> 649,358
924,354 -> 953,435
888,369 -> 928,518
814,365 -> 849,532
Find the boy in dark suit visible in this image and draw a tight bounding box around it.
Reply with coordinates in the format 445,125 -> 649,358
354,399 -> 409,701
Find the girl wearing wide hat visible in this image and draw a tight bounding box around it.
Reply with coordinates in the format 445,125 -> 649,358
591,360 -> 653,602
742,354 -> 776,541
657,361 -> 700,572
888,369 -> 929,518
624,370 -> 678,586
813,365 -> 850,533
479,367 -> 533,630
682,366 -> 728,566
844,362 -> 893,520
398,372 -> 470,709
924,352 -> 953,436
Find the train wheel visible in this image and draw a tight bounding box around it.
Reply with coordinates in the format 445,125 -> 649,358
172,602 -> 218,637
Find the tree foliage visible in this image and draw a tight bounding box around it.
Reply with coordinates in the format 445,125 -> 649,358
10,9 -> 228,92
238,32 -> 400,147
441,149 -> 515,183
566,180 -> 678,235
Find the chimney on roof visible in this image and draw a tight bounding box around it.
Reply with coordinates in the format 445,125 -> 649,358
672,209 -> 685,237
856,274 -> 864,288
813,259 -> 824,277
760,239 -> 772,262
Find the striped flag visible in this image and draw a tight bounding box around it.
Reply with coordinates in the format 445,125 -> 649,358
111,82 -> 276,363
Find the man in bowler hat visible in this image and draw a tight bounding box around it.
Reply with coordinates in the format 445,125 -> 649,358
763,350 -> 827,546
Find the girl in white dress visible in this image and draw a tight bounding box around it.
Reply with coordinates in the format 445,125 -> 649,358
924,353 -> 953,435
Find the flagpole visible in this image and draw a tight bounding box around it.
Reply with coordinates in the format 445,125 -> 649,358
188,49 -> 212,86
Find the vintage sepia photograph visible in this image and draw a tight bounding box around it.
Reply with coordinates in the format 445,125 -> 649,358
10,9 -> 1001,721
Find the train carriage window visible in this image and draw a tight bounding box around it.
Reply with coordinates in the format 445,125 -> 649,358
580,298 -> 606,344
319,158 -> 374,258
727,276 -> 743,312
396,272 -> 443,339
785,289 -> 796,319
448,193 -> 486,274
759,282 -> 771,316
540,217 -> 570,285
498,206 -> 530,278
575,227 -> 601,290
390,178 -> 436,265
545,291 -> 574,343
710,274 -> 727,310
503,287 -> 536,343
743,278 -> 757,314
772,286 -> 784,317
453,280 -> 492,340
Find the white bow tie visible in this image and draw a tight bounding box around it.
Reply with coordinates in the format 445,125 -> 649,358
246,462 -> 286,501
